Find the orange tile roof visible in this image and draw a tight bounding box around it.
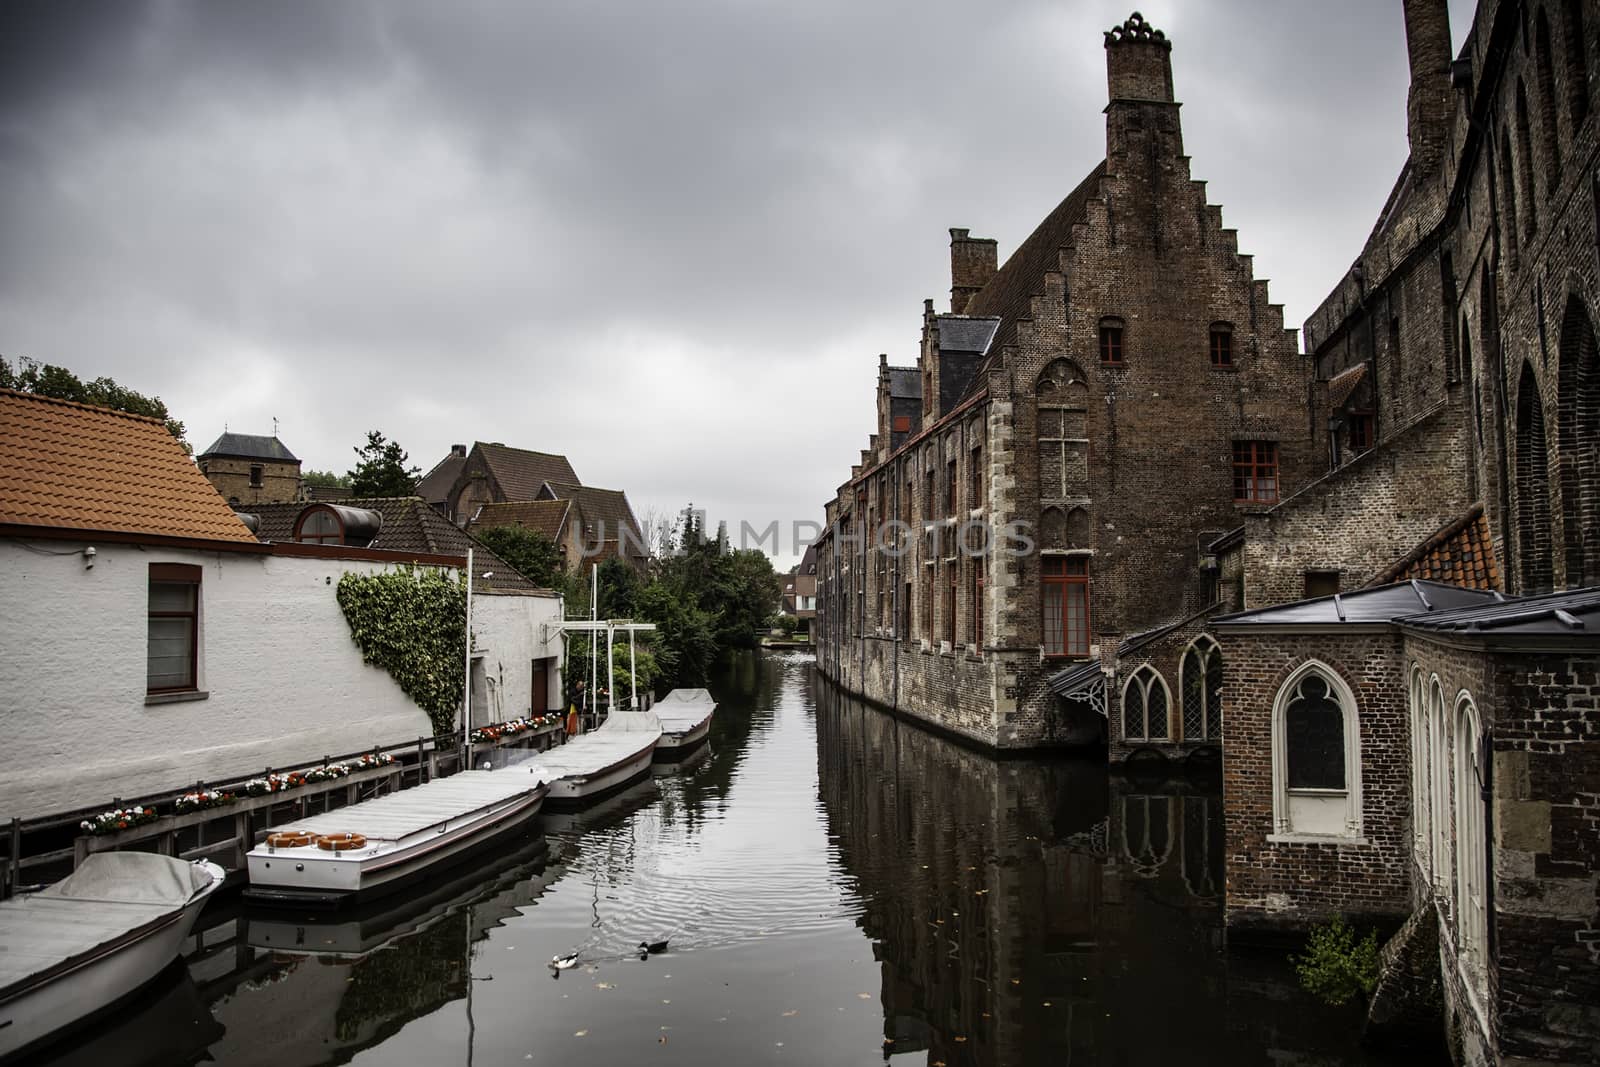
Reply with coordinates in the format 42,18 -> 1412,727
0,389 -> 258,544
1366,504 -> 1500,591
1327,362 -> 1368,409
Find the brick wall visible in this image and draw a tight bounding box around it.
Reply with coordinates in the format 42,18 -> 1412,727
200,456 -> 301,506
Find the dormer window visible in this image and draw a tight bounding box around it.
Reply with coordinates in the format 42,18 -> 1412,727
293,504 -> 383,547
1099,318 -> 1124,365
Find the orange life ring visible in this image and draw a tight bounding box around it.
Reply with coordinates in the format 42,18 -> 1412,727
316,832 -> 367,852
265,830 -> 314,848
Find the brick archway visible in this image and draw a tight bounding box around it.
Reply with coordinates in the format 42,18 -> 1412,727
1556,294 -> 1599,586
1515,361 -> 1554,594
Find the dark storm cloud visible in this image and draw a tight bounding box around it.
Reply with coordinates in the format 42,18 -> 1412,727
0,1 -> 1474,560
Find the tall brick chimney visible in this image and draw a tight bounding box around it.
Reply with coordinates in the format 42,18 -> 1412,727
949,228 -> 997,314
1402,0 -> 1453,173
1104,13 -> 1183,182
1104,11 -> 1173,105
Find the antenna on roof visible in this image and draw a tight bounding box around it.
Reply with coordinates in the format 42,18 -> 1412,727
273,416 -> 279,437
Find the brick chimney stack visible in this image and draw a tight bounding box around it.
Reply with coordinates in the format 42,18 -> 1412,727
1402,0 -> 1453,174
1104,11 -> 1173,105
949,228 -> 997,314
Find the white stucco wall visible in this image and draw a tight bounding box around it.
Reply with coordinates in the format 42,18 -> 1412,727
0,539 -> 562,820
472,592 -> 565,726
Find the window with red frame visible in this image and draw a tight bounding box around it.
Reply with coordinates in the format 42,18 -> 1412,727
1232,441 -> 1279,503
1210,324 -> 1233,367
1041,556 -> 1090,657
945,561 -> 957,645
946,459 -> 958,517
973,569 -> 984,647
1099,320 -> 1124,365
1349,412 -> 1373,452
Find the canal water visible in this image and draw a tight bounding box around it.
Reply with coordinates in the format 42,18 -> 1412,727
52,652 -> 1408,1066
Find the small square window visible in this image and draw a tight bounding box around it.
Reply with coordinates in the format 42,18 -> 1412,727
892,415 -> 911,434
249,464 -> 264,488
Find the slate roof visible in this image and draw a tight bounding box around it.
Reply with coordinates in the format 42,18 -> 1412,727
1397,587 -> 1600,638
0,389 -> 258,544
239,496 -> 539,593
887,367 -> 921,399
540,482 -> 643,553
468,499 -> 572,542
1046,609 -> 1204,697
1366,505 -> 1500,591
475,443 -> 579,501
1212,579 -> 1506,628
936,316 -> 1002,354
415,450 -> 467,506
198,432 -> 300,463
1327,362 -> 1369,410
963,160 -> 1108,358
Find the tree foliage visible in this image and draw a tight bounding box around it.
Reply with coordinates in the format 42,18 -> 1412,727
348,430 -> 421,497
1,354 -> 190,453
302,469 -> 352,489
335,567 -> 466,736
1293,916 -> 1381,1006
474,526 -> 563,588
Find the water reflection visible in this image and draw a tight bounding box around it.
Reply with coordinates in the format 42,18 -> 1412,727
815,683 -> 1392,1066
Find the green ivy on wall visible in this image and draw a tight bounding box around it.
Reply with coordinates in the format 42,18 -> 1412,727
336,567 -> 466,737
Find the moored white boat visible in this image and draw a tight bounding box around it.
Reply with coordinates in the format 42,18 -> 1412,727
509,710 -> 661,808
651,688 -> 717,759
0,852 -> 225,1060
243,769 -> 547,909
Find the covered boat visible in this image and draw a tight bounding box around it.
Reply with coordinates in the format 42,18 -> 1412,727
0,852 -> 225,1059
243,768 -> 547,908
511,710 -> 661,808
651,688 -> 717,759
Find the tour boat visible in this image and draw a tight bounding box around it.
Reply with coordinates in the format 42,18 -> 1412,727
0,852 -> 225,1060
508,710 -> 661,809
651,688 -> 717,760
243,769 -> 548,909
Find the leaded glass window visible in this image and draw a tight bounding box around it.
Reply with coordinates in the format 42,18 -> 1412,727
1181,638 -> 1223,741
1122,666 -> 1169,741
1285,673 -> 1345,789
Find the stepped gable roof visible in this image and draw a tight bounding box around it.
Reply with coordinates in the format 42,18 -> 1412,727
240,496 -> 538,592
468,499 -> 572,541
887,367 -> 921,399
936,316 -> 1002,354
475,442 -> 578,501
0,389 -> 257,545
198,432 -> 299,463
1367,505 -> 1499,591
416,450 -> 467,505
1213,580 -> 1505,629
963,160 -> 1108,357
1397,587 -> 1600,639
540,482 -> 641,549
1327,362 -> 1368,409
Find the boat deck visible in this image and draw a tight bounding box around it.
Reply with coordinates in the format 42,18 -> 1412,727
276,770 -> 544,843
654,689 -> 716,735
0,897 -> 174,993
509,711 -> 660,779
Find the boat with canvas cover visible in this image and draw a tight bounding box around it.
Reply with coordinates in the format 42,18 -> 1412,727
242,768 -> 547,909
651,688 -> 717,759
0,852 -> 225,1060
508,710 -> 661,809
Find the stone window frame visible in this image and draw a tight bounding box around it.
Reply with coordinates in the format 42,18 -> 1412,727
1120,664 -> 1171,742
1178,636 -> 1223,742
1408,665 -> 1432,870
1269,659 -> 1365,843
1451,691 -> 1489,1020
1426,676 -> 1455,915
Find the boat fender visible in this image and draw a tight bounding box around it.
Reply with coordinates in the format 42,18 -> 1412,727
316,832 -> 368,851
265,830 -> 314,849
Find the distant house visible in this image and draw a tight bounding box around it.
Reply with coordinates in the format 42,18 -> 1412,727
793,542 -> 817,635
467,499 -> 583,573
197,431 -> 302,506
416,443 -> 469,514
439,442 -> 579,526
535,482 -> 647,571
0,389 -> 563,821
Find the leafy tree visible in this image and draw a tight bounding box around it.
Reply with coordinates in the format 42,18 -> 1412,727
302,469 -> 352,489
348,430 -> 421,497
2,354 -> 190,453
1293,916 -> 1380,1006
474,526 -> 563,588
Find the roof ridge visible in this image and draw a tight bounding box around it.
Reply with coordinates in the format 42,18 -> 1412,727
0,387 -> 170,428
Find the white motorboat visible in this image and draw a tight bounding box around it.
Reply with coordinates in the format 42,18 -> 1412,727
511,710 -> 661,809
243,769 -> 547,909
651,688 -> 717,760
0,852 -> 225,1060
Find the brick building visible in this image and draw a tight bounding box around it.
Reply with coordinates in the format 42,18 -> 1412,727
815,13 -> 1317,756
197,431 -> 302,506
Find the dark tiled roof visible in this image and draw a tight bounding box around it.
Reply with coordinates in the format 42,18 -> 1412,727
798,541 -> 818,575
239,496 -> 538,592
963,160 -> 1107,355
1398,587 -> 1600,637
415,450 -> 466,505
1213,580 -> 1505,628
887,367 -> 921,399
468,499 -> 571,542
304,484 -> 353,502
477,443 -> 578,501
1,389 -> 258,544
1327,362 -> 1368,409
1367,504 -> 1499,591
540,482 -> 643,554
198,432 -> 299,463
936,316 -> 1001,354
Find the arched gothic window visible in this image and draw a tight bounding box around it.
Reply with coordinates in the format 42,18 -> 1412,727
1516,362 -> 1554,593
1409,667 -> 1432,868
1454,694 -> 1487,989
1556,294 -> 1599,585
1428,678 -> 1454,909
1271,662 -> 1362,838
1559,0 -> 1590,126
1180,637 -> 1223,741
1122,665 -> 1170,742
1535,8 -> 1564,182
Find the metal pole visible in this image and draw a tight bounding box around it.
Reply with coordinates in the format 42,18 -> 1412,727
628,626 -> 637,710
590,564 -> 598,724
463,547 -> 473,758
606,623 -> 615,718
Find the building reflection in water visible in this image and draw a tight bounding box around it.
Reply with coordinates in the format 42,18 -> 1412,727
815,682 -> 1383,1067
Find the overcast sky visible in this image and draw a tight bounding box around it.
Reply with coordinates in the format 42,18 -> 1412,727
1,0 -> 1478,564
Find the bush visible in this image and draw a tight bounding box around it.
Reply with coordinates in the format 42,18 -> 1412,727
1293,916 -> 1380,1006
777,615 -> 799,635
